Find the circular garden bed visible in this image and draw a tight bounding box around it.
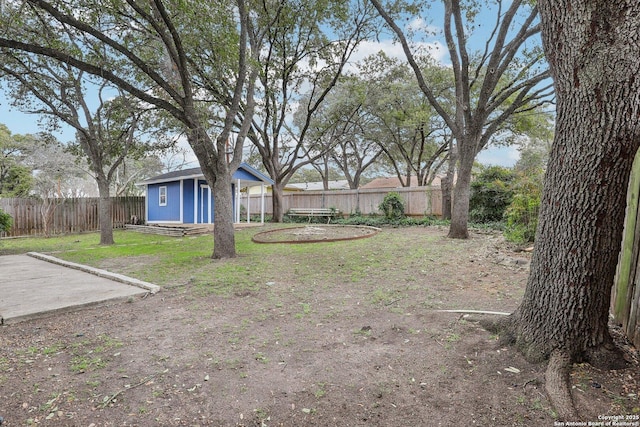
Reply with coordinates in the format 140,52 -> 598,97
251,225 -> 381,244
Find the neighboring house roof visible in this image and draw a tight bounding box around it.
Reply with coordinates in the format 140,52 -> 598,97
139,163 -> 274,186
360,175 -> 445,189
246,184 -> 297,195
288,180 -> 351,191
360,176 -> 418,189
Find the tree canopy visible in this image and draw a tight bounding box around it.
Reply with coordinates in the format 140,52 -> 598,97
300,51 -> 452,189
370,0 -> 553,238
0,125 -> 36,197
0,0 -> 259,257
244,0 -> 380,221
0,0 -> 556,254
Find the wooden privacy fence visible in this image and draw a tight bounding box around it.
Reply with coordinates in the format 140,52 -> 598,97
245,186 -> 442,218
614,154 -> 640,349
0,197 -> 145,238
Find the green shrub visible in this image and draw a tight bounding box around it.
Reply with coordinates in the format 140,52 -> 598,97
469,166 -> 517,223
379,192 -> 405,220
336,214 -> 442,228
0,209 -> 12,233
504,176 -> 542,243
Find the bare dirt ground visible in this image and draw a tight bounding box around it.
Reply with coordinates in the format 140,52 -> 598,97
251,225 -> 380,244
1,226 -> 638,426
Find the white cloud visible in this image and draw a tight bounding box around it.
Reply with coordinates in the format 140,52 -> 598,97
406,17 -> 440,36
347,38 -> 448,69
477,146 -> 520,168
289,38 -> 446,79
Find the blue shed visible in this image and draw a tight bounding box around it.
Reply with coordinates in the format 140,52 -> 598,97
140,163 -> 273,225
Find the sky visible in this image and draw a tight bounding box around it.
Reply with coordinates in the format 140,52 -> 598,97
0,52 -> 520,169
0,3 -> 532,169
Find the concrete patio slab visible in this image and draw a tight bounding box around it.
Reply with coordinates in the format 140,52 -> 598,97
0,253 -> 160,325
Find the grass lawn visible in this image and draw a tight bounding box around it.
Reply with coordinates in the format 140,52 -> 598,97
0,225 -> 439,293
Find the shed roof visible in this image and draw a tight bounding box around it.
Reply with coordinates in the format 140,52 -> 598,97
142,167 -> 202,183
140,163 -> 274,186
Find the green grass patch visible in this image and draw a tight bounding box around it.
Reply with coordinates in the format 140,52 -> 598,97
0,225 -> 477,298
370,288 -> 402,305
70,355 -> 107,373
68,334 -> 123,373
0,357 -> 9,372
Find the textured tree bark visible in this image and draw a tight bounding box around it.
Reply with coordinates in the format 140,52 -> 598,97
211,166 -> 236,260
448,148 -> 475,238
271,182 -> 285,223
545,350 -> 577,419
189,129 -> 238,260
96,177 -> 114,246
441,175 -> 453,220
500,0 -> 640,419
441,140 -> 457,220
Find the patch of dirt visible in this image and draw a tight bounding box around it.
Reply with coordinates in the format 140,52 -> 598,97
0,227 -> 638,426
252,225 -> 380,243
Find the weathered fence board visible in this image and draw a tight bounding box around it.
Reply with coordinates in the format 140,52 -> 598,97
2,187 -> 440,237
614,154 -> 640,349
244,186 -> 442,217
0,197 -> 145,237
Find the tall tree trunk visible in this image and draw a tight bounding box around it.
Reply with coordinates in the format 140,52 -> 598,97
211,166 -> 236,259
189,130 -> 238,260
97,177 -> 114,245
496,0 -> 640,419
321,159 -> 330,191
271,181 -> 285,223
508,117 -> 638,364
448,149 -> 474,238
441,141 -> 457,220
440,175 -> 452,220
